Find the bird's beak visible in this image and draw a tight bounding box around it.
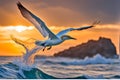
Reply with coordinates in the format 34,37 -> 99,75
70,37 -> 77,40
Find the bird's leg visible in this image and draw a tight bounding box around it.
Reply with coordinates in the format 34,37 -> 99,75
43,47 -> 46,51
47,46 -> 52,50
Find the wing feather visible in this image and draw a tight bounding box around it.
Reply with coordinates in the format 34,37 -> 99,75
17,2 -> 58,39
56,26 -> 94,38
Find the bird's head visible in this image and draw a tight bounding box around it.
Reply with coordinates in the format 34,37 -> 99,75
35,40 -> 43,46
61,35 -> 76,41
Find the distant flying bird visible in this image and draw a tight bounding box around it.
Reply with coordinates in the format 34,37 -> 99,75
17,2 -> 99,51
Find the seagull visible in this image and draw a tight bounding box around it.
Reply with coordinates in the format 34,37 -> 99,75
17,2 -> 99,51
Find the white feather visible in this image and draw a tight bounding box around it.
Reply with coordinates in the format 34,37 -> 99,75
17,2 -> 58,40
56,26 -> 93,38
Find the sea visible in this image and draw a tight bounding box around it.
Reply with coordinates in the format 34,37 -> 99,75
0,54 -> 120,79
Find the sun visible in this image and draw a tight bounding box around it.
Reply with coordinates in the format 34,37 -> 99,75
15,26 -> 26,32
5,26 -> 34,32
15,26 -> 34,32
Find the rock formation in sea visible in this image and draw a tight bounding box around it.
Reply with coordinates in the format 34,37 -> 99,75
54,37 -> 118,59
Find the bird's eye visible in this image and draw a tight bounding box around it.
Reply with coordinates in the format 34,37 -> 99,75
35,40 -> 40,44
35,40 -> 45,46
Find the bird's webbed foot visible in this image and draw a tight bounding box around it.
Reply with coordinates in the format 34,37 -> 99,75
47,46 -> 52,50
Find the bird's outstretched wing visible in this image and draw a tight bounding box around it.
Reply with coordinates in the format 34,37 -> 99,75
17,2 -> 58,39
57,21 -> 100,37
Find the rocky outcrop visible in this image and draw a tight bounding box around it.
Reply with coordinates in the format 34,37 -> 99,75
54,37 -> 118,59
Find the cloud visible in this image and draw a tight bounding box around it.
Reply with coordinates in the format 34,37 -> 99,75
0,0 -> 119,26
40,0 -> 120,25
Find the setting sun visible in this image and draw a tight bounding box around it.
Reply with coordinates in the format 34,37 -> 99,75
14,26 -> 33,32
2,26 -> 34,32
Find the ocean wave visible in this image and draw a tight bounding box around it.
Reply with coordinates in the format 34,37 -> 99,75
0,62 -> 97,79
0,61 -> 119,79
0,62 -> 56,79
43,54 -> 114,65
0,54 -> 119,79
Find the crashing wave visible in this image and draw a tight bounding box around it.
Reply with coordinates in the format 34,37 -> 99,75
0,62 -> 106,79
43,54 -> 114,65
0,62 -> 56,79
0,55 -> 119,79
11,36 -> 42,65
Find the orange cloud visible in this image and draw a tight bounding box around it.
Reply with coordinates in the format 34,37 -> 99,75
0,24 -> 119,56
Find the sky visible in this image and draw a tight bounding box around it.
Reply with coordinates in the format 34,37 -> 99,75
0,0 -> 119,56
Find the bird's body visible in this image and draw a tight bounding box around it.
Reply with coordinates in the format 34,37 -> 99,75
35,35 -> 76,51
40,39 -> 63,46
17,2 -> 99,51
35,39 -> 62,47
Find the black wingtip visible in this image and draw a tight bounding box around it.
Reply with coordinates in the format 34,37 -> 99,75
17,1 -> 23,8
17,1 -> 21,5
16,1 -> 31,16
91,20 -> 100,26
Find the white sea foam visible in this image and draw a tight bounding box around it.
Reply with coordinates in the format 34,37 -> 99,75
12,58 -> 36,71
12,59 -> 37,78
44,54 -> 114,65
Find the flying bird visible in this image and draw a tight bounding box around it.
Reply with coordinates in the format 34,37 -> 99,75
17,2 -> 99,51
